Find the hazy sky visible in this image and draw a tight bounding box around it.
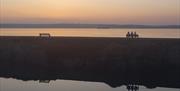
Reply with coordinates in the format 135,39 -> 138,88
0,0 -> 180,25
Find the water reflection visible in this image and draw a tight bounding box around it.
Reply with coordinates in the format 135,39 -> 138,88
0,78 -> 180,91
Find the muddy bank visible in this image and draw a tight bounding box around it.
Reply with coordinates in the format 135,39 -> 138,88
0,36 -> 180,89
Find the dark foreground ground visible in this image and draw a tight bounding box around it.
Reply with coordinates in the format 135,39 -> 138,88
0,36 -> 180,89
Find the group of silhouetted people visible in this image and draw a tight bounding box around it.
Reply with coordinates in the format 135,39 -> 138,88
127,84 -> 139,91
126,32 -> 139,38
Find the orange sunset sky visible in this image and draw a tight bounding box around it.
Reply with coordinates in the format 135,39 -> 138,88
0,0 -> 180,25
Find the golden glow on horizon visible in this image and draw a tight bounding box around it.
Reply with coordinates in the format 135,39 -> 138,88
1,0 -> 180,24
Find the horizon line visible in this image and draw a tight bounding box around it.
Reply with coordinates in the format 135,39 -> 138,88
1,23 -> 180,29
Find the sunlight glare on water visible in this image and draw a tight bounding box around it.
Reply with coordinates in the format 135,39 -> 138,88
0,28 -> 180,38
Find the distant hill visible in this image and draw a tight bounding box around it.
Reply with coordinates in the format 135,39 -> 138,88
0,24 -> 180,28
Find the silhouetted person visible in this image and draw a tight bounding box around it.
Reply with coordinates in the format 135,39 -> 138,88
127,85 -> 131,91
130,32 -> 134,38
134,32 -> 137,38
134,85 -> 139,91
134,32 -> 139,38
126,32 -> 130,38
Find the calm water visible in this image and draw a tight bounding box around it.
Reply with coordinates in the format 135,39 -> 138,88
0,28 -> 180,38
0,28 -> 180,91
0,78 -> 180,91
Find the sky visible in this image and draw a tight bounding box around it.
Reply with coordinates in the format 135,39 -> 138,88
0,0 -> 180,25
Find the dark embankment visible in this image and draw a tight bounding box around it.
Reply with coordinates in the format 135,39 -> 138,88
0,36 -> 180,89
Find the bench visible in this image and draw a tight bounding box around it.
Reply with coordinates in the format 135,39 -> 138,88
39,33 -> 51,37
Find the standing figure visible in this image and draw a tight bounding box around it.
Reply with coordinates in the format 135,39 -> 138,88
126,32 -> 130,38
134,32 -> 137,38
134,32 -> 139,38
130,32 -> 134,38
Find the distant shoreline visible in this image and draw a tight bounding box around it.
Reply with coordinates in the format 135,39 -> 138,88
1,24 -> 180,29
